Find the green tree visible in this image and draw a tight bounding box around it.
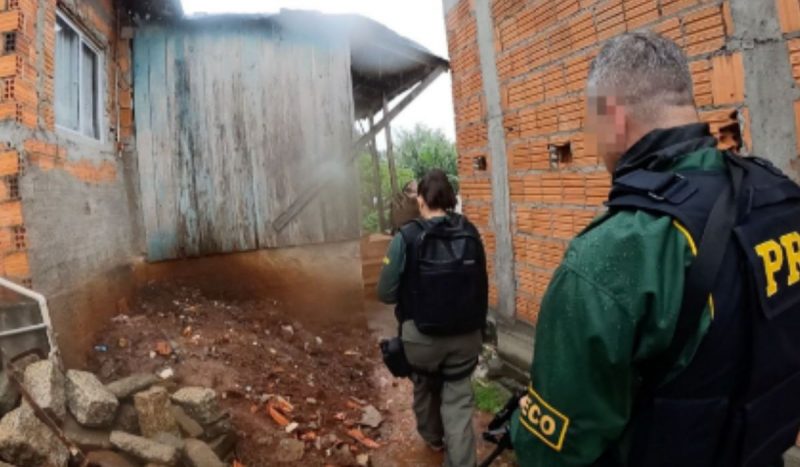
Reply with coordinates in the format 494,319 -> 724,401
357,123 -> 458,234
396,124 -> 459,192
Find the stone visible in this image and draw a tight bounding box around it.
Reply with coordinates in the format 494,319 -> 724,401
0,404 -> 69,466
184,439 -> 226,467
110,431 -> 179,465
359,405 -> 383,429
171,387 -> 220,424
329,444 -> 355,466
170,405 -> 203,438
64,413 -> 112,450
106,374 -> 159,400
23,360 -> 67,420
0,372 -> 19,418
134,386 -> 180,438
207,432 -> 237,460
85,450 -> 139,467
201,413 -> 232,440
66,370 -> 119,428
114,402 -> 140,434
152,432 -> 184,451
275,438 -> 305,463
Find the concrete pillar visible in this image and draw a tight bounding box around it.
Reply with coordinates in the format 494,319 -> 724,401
730,0 -> 800,181
473,0 -> 516,319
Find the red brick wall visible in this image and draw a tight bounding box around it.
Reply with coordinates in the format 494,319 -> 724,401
447,0 -> 748,323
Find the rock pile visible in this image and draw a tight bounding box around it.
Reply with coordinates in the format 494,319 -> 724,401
0,357 -> 236,467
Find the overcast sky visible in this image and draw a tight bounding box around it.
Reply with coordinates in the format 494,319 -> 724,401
181,0 -> 456,142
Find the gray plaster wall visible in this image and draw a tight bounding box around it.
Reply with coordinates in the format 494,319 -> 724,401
474,0 -> 516,320
730,0 -> 800,181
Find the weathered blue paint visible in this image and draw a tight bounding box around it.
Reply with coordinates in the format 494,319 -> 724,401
134,21 -> 358,262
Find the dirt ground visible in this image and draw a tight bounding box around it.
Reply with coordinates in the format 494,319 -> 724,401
86,281 -> 516,466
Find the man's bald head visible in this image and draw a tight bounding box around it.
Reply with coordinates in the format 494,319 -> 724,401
585,32 -> 699,171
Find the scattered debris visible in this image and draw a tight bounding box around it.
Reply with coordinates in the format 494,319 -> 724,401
284,422 -> 299,434
184,438 -> 226,467
356,453 -> 371,466
133,386 -> 180,438
170,405 -> 204,438
347,428 -> 380,449
106,374 -> 159,400
359,405 -> 383,429
275,438 -> 305,463
154,341 -> 173,357
66,370 -> 119,428
171,387 -> 220,425
109,431 -> 179,465
0,404 -> 70,466
157,368 -> 175,380
268,403 -> 290,427
95,345 -> 110,353
23,359 -> 67,421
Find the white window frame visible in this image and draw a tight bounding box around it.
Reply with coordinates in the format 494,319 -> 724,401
54,12 -> 105,142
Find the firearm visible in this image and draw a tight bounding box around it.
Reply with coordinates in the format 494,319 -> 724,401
478,390 -> 526,467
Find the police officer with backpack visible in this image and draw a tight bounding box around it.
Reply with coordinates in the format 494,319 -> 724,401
511,32 -> 800,466
378,169 -> 489,467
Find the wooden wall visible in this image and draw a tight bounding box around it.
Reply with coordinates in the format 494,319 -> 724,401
133,22 -> 359,261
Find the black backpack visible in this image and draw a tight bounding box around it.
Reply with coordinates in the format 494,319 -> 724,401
398,214 -> 489,336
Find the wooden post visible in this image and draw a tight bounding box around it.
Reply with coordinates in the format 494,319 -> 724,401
383,94 -> 399,196
369,116 -> 387,232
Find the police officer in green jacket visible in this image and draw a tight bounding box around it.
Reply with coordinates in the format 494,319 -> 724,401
511,32 -> 800,466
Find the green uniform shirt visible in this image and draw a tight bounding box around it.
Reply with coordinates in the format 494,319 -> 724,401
511,148 -> 725,465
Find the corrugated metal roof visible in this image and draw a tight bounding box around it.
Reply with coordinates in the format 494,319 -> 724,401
130,7 -> 448,119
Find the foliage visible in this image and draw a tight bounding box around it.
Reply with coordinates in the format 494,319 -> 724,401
396,124 -> 459,192
472,379 -> 513,415
358,123 -> 458,233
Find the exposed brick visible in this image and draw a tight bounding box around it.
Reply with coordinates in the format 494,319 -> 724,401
662,0 -> 699,16
0,150 -> 17,176
0,200 -> 21,227
777,0 -> 800,33
711,52 -> 744,105
3,250 -> 28,278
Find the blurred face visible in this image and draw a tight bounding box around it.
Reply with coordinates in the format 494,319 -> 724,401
404,180 -> 418,199
586,91 -> 629,173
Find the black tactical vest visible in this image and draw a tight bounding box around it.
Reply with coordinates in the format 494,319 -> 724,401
397,214 -> 489,336
604,153 -> 800,466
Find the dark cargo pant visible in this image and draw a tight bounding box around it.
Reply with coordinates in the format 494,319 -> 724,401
402,320 -> 483,467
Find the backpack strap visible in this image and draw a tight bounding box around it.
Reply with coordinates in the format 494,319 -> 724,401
642,157 -> 744,387
607,154 -> 745,390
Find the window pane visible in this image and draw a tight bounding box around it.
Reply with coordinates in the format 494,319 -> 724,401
55,18 -> 79,131
81,44 -> 99,139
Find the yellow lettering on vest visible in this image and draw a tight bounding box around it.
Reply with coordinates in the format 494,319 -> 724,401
755,240 -> 784,297
780,232 -> 800,287
528,403 -> 542,425
540,415 -> 557,436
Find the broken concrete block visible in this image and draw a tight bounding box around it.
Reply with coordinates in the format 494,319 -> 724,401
275,438 -> 305,463
67,370 -> 119,428
0,404 -> 70,466
106,373 -> 159,400
207,432 -> 237,460
114,402 -> 140,435
171,387 -> 220,424
360,405 -> 383,429
134,386 -> 180,438
64,413 -> 112,450
110,431 -> 179,466
170,405 -> 203,438
23,359 -> 67,420
0,372 -> 19,418
201,413 -> 232,440
184,439 -> 226,467
85,449 -> 141,467
152,432 -> 184,451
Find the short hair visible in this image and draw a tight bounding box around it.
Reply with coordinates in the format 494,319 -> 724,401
587,32 -> 694,120
418,169 -> 457,211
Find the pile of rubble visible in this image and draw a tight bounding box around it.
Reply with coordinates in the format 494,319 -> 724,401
0,355 -> 235,467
